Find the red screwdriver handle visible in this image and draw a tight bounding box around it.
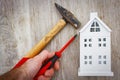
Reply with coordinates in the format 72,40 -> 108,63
34,54 -> 59,80
34,61 -> 52,80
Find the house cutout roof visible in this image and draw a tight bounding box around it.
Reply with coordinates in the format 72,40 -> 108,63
79,12 -> 112,33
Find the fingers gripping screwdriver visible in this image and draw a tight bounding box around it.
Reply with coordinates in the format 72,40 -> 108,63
34,34 -> 77,80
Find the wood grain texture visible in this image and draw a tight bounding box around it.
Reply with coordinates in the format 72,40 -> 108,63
0,0 -> 120,80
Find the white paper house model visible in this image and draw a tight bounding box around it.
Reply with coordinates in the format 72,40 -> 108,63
78,12 -> 113,76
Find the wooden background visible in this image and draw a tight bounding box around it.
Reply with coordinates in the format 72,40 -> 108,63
0,0 -> 120,80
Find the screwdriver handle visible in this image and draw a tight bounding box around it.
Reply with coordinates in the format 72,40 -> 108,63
34,53 -> 59,80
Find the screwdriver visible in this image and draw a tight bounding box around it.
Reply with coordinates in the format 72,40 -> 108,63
34,34 -> 77,80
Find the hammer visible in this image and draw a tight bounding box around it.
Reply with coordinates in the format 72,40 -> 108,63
13,3 -> 80,68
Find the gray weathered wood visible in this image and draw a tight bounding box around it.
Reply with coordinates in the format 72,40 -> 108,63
0,0 -> 120,80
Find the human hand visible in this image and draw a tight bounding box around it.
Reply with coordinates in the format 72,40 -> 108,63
0,50 -> 59,80
20,50 -> 60,80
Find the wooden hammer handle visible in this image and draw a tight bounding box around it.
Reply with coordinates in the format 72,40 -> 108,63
25,19 -> 66,58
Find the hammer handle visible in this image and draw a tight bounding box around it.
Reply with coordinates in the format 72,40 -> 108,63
25,19 -> 66,58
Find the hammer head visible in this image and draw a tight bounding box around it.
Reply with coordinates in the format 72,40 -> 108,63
55,3 -> 80,29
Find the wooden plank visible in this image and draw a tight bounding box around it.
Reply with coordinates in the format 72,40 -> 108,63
0,0 -> 120,80
0,0 -> 17,74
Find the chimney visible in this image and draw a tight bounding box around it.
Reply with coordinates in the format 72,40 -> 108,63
90,12 -> 98,20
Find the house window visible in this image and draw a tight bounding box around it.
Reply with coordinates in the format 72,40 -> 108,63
84,38 -> 92,47
89,61 -> 92,64
103,38 -> 106,41
90,21 -> 100,32
98,44 -> 101,47
89,39 -> 92,42
103,61 -> 107,64
84,56 -> 87,59
96,28 -> 100,32
90,28 -> 94,32
103,43 -> 106,47
98,55 -> 102,59
98,38 -> 107,47
103,55 -> 107,59
84,44 -> 87,47
91,22 -> 95,27
98,38 -> 101,41
89,56 -> 92,59
84,61 -> 87,64
84,39 -> 87,42
98,55 -> 107,65
89,44 -> 92,47
99,61 -> 102,64
96,22 -> 99,26
84,55 -> 92,65
84,56 -> 92,59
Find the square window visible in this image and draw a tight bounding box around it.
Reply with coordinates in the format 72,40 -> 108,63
103,56 -> 106,59
89,61 -> 92,64
84,44 -> 87,47
89,44 -> 92,47
98,55 -> 102,59
103,38 -> 106,41
84,39 -> 87,42
89,56 -> 92,59
84,61 -> 87,64
98,38 -> 101,41
84,56 -> 87,59
89,39 -> 92,42
96,28 -> 100,32
103,61 -> 107,64
90,28 -> 94,32
98,61 -> 101,64
98,44 -> 101,47
103,43 -> 106,47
